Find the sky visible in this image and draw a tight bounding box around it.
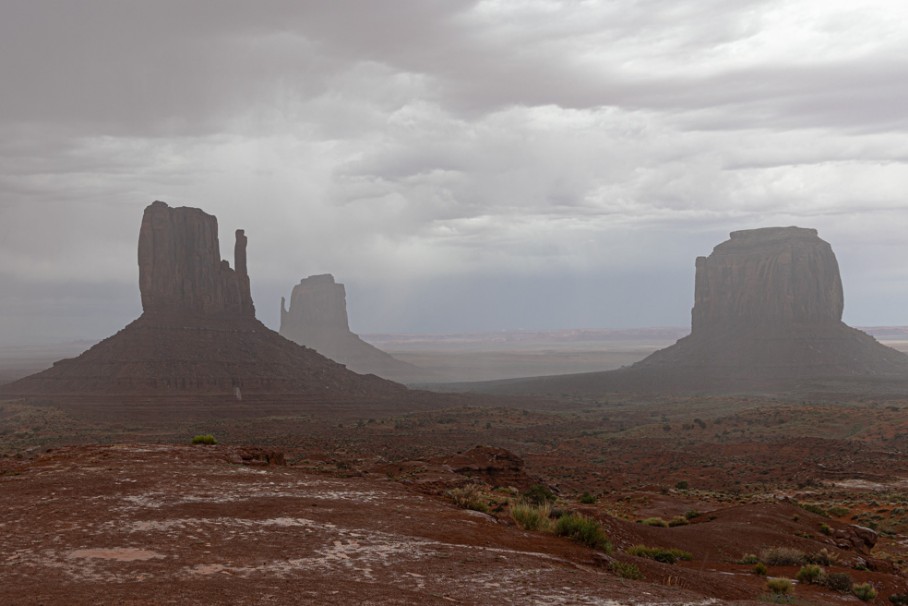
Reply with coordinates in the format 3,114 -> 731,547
2,0 -> 908,345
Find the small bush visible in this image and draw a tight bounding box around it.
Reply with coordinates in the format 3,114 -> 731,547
829,506 -> 850,517
523,483 -> 556,506
626,545 -> 693,564
447,484 -> 490,513
667,516 -> 689,527
641,517 -> 669,527
753,562 -> 768,576
579,492 -> 597,504
555,513 -> 610,551
890,593 -> 908,605
510,500 -> 552,531
806,547 -> 838,566
853,583 -> 877,602
739,554 -> 759,565
684,510 -> 701,520
760,546 -> 805,566
610,560 -> 644,580
823,571 -> 854,593
796,564 -> 825,584
675,480 -> 689,490
766,577 -> 793,595
191,434 -> 217,445
819,523 -> 832,535
800,503 -> 827,517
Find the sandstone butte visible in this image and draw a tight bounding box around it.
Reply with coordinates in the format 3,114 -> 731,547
280,274 -> 430,384
0,201 -> 407,399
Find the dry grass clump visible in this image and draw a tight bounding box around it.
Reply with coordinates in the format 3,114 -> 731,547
766,577 -> 793,595
759,546 -> 805,566
555,513 -> 611,551
447,483 -> 490,513
510,499 -> 553,531
626,545 -> 693,564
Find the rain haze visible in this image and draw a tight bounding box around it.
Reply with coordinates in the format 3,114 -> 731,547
2,0 -> 908,346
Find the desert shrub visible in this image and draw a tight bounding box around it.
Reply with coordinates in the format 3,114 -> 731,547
823,571 -> 854,593
800,502 -> 828,517
766,577 -> 793,595
853,582 -> 877,601
805,547 -> 838,566
191,434 -> 217,445
579,492 -> 597,504
675,480 -> 689,490
739,554 -> 759,565
667,516 -> 689,527
753,562 -> 768,576
554,513 -> 610,551
609,560 -> 644,580
447,484 -> 490,513
819,522 -> 832,535
510,499 -> 552,531
890,593 -> 908,605
641,517 -> 669,527
684,510 -> 701,520
523,483 -> 556,506
760,546 -> 805,566
828,506 -> 850,517
796,564 -> 825,584
626,545 -> 693,564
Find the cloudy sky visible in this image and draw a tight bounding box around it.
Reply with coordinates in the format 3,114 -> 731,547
2,0 -> 907,345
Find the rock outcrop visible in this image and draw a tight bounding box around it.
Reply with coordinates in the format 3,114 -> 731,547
0,202 -> 407,399
138,201 -> 254,317
635,226 -> 908,379
280,274 -> 429,384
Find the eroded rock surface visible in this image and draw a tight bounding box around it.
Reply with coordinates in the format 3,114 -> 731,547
280,274 -> 429,383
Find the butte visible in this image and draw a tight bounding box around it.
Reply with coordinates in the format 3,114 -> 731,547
0,201 -> 406,400
279,274 -> 430,384
489,226 -> 908,394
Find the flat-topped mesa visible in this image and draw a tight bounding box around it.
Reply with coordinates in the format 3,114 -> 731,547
138,201 -> 254,317
691,226 -> 844,334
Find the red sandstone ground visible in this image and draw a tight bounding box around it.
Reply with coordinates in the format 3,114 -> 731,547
3,385 -> 908,604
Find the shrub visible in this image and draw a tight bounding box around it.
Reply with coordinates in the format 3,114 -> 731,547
447,484 -> 490,513
796,564 -> 825,584
684,510 -> 701,520
753,562 -> 768,576
626,545 -> 693,564
828,506 -> 850,517
667,516 -> 689,527
610,560 -> 644,580
640,517 -> 669,527
766,577 -> 793,595
675,480 -> 689,490
739,554 -> 759,565
760,546 -> 805,566
579,492 -> 597,504
523,483 -> 556,506
510,500 -> 552,531
890,593 -> 908,605
820,523 -> 832,535
853,583 -> 877,602
806,547 -> 838,566
555,513 -> 610,551
191,434 -> 217,445
800,503 -> 827,517
823,571 -> 854,593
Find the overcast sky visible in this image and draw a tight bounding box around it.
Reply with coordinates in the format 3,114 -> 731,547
2,0 -> 908,345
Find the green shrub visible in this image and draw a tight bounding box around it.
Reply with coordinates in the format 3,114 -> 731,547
684,510 -> 701,520
510,499 -> 552,531
759,546 -> 805,566
640,517 -> 669,527
609,560 -> 644,580
579,492 -> 597,504
447,484 -> 490,513
667,516 -> 689,527
675,480 -> 689,490
853,583 -> 877,602
766,577 -> 793,595
739,553 -> 759,565
805,547 -> 838,566
823,571 -> 854,593
626,545 -> 693,564
753,562 -> 768,576
554,513 -> 610,551
889,593 -> 908,605
191,434 -> 217,445
796,564 -> 825,584
523,483 -> 556,506
819,523 -> 832,535
828,506 -> 850,517
800,503 -> 827,517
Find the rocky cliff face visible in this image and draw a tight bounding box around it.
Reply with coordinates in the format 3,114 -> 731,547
280,274 -> 429,383
691,227 -> 843,334
138,201 -> 254,317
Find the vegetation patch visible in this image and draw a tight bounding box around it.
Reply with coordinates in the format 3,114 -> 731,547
852,582 -> 877,602
191,434 -> 217,445
822,571 -> 854,593
640,517 -> 669,527
510,499 -> 552,531
795,564 -> 824,584
609,560 -> 644,580
626,545 -> 693,564
447,483 -> 491,513
554,513 -> 611,551
759,546 -> 805,566
766,577 -> 793,596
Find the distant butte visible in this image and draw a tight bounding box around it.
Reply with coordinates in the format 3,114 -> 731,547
0,202 -> 406,399
635,226 -> 908,378
280,274 -> 429,384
